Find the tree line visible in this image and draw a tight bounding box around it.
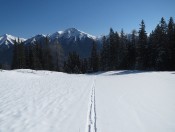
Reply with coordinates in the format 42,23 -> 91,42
12,37 -> 63,71
11,17 -> 175,73
64,17 -> 175,73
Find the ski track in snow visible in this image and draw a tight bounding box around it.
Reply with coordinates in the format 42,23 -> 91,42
1,70 -> 175,132
86,76 -> 97,132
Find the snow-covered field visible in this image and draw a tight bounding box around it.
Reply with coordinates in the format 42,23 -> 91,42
0,70 -> 175,132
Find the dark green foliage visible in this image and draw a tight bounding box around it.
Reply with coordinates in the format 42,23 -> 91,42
12,36 -> 60,71
31,43 -> 42,70
153,18 -> 169,70
81,58 -> 88,73
167,17 -> 175,70
135,20 -> 147,70
19,42 -> 26,69
100,36 -> 110,71
109,28 -> 116,70
98,17 -> 174,72
12,39 -> 26,69
127,30 -> 137,69
12,40 -> 18,69
42,37 -> 54,70
64,52 -> 81,73
52,39 -> 64,71
118,29 -> 128,69
90,41 -> 99,72
25,42 -> 43,70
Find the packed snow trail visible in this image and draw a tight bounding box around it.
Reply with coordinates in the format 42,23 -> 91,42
86,77 -> 97,132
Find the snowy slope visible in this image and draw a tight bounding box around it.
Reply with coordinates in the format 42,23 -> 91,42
0,70 -> 175,132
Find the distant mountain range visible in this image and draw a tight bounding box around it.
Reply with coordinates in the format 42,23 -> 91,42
0,28 -> 102,66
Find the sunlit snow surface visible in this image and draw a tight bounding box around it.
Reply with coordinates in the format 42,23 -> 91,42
0,70 -> 175,132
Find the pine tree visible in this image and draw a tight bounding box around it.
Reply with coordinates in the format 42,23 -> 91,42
53,39 -> 64,71
118,29 -> 128,69
90,41 -> 99,72
109,28 -> 118,70
31,42 -> 42,70
109,28 -> 115,70
155,17 -> 169,70
81,58 -> 88,73
127,30 -> 137,69
12,39 -> 26,69
43,37 -> 53,70
12,40 -> 18,69
147,31 -> 155,69
114,31 -> 120,69
25,45 -> 32,69
167,17 -> 175,70
64,52 -> 81,73
100,36 -> 110,71
25,46 -> 30,69
19,41 -> 26,69
136,20 -> 147,70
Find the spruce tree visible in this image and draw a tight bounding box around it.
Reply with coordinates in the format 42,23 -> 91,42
136,20 -> 147,70
31,42 -> 42,70
155,17 -> 169,70
12,40 -> 18,69
90,41 -> 99,72
100,36 -> 110,71
25,45 -> 32,69
12,39 -> 26,69
109,28 -> 115,70
19,41 -> 26,69
114,31 -> 120,69
43,37 -> 53,70
119,29 -> 128,69
64,52 -> 81,73
53,39 -> 64,71
81,58 -> 88,73
147,31 -> 156,69
127,30 -> 137,69
109,28 -> 118,70
167,17 -> 175,70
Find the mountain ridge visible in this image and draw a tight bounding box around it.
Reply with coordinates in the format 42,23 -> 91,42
0,28 -> 99,46
0,28 -> 102,66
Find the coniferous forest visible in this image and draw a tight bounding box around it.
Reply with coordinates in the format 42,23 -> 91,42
10,17 -> 175,73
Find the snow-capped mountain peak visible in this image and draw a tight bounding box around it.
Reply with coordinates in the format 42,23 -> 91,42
0,34 -> 26,46
50,28 -> 97,40
24,34 -> 46,45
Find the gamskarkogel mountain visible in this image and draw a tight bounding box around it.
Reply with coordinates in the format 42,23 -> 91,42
49,28 -> 101,58
0,28 -> 102,66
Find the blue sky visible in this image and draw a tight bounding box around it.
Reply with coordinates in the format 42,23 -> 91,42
0,0 -> 175,38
